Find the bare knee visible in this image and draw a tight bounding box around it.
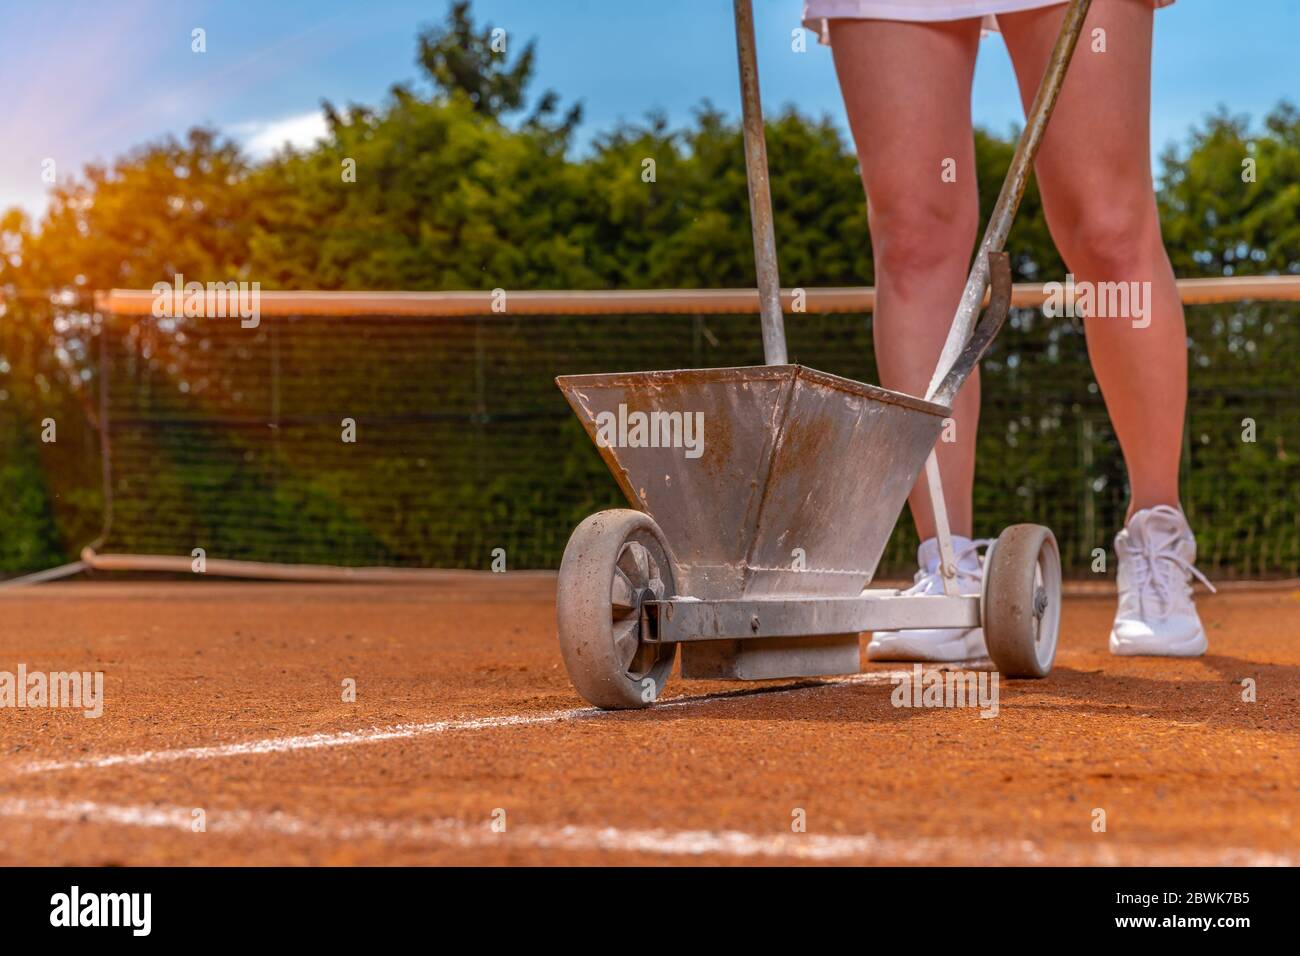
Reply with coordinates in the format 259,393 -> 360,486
1052,200 -> 1164,279
869,197 -> 977,298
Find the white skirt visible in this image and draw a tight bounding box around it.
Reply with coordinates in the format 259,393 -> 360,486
802,0 -> 1174,43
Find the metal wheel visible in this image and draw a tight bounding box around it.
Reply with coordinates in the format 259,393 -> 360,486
556,509 -> 677,709
981,524 -> 1062,678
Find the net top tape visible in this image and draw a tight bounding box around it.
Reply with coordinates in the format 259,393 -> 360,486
93,276 -> 1300,318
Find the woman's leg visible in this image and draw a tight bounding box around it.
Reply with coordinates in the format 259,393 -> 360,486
998,0 -> 1185,518
1000,1 -> 1210,656
828,16 -> 983,539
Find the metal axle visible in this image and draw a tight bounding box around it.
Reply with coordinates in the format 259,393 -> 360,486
645,592 -> 980,643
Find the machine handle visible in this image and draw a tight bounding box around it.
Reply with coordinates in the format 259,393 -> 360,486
733,0 -> 789,365
924,0 -> 1092,401
931,251 -> 1013,408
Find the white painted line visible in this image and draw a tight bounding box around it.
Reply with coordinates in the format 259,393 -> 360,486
0,795 -> 1292,866
10,671 -> 906,776
12,710 -> 596,775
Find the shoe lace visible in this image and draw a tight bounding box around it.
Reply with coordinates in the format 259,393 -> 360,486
902,538 -> 994,596
1128,537 -> 1217,619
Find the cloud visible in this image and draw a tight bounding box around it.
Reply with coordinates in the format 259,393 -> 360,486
233,111 -> 329,160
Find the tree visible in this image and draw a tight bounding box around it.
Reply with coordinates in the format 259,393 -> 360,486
1159,102 -> 1300,278
410,0 -> 580,133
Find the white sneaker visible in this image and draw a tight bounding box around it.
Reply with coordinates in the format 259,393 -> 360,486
868,535 -> 992,662
1110,505 -> 1215,657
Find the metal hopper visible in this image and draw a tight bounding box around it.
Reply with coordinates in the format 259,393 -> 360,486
557,365 -> 947,601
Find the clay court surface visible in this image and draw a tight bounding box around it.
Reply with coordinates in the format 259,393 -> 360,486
0,576 -> 1296,866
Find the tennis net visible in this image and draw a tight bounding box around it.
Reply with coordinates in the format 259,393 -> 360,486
5,277 -> 1298,581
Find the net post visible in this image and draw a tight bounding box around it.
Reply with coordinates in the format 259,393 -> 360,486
90,307 -> 114,554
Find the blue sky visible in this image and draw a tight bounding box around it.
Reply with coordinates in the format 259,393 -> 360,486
2,0 -> 1296,220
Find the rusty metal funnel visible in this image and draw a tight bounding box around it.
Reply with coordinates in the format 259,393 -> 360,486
557,364 -> 948,600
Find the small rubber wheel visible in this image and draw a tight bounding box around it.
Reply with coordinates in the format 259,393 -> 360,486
556,509 -> 677,709
981,524 -> 1062,678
